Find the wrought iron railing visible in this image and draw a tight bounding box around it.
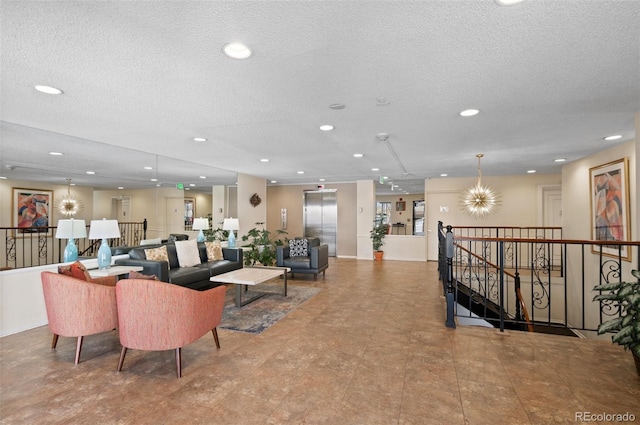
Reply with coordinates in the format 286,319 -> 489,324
0,220 -> 146,270
438,221 -> 640,333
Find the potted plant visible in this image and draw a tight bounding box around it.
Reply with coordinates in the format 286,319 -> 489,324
370,220 -> 389,261
241,222 -> 287,266
204,227 -> 228,243
593,269 -> 640,376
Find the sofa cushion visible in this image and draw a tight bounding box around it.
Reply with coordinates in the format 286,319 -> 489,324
169,266 -> 210,286
175,240 -> 202,267
281,256 -> 311,269
198,259 -> 239,276
205,241 -> 223,261
145,245 -> 170,269
289,239 -> 308,257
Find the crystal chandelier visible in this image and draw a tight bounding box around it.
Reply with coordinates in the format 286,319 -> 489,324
57,178 -> 83,217
460,154 -> 501,218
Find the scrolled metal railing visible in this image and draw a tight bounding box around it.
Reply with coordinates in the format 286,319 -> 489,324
0,220 -> 146,270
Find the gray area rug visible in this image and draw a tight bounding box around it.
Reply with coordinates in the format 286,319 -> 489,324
219,284 -> 321,334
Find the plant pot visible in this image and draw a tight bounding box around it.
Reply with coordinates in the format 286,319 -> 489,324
374,251 -> 384,261
633,352 -> 640,377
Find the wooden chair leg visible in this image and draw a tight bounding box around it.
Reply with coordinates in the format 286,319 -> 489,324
51,334 -> 59,349
117,347 -> 127,372
175,348 -> 182,378
74,336 -> 84,365
212,328 -> 220,349
313,273 -> 317,281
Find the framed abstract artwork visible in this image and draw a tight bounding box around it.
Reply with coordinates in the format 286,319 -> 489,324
590,158 -> 631,261
13,188 -> 53,235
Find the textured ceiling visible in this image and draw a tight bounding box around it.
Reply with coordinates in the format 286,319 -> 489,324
1,1 -> 639,195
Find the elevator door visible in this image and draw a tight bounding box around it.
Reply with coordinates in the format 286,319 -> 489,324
303,190 -> 337,256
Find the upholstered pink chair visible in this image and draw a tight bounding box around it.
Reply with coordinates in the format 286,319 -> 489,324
40,271 -> 118,365
115,279 -> 227,378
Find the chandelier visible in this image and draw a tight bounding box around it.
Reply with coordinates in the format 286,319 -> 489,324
460,154 -> 501,218
57,178 -> 83,217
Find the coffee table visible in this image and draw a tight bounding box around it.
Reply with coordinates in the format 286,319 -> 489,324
210,266 -> 291,307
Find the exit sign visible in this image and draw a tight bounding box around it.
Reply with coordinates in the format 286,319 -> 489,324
176,183 -> 184,190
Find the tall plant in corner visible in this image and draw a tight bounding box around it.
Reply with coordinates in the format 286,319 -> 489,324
593,269 -> 640,375
370,219 -> 389,261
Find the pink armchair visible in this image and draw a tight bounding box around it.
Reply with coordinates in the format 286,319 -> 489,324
115,279 -> 227,378
40,271 -> 118,365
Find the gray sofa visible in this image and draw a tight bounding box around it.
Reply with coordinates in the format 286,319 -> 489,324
276,237 -> 329,280
114,242 -> 243,290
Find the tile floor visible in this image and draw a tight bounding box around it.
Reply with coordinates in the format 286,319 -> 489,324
1,259 -> 638,424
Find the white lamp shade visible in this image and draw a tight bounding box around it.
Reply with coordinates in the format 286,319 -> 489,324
55,219 -> 87,239
222,218 -> 240,231
192,218 -> 209,231
88,219 -> 121,240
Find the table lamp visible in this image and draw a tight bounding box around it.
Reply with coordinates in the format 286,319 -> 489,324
222,218 -> 240,248
55,219 -> 87,262
89,219 -> 121,269
192,217 -> 209,242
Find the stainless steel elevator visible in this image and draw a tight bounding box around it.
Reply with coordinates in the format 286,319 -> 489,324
303,190 -> 337,256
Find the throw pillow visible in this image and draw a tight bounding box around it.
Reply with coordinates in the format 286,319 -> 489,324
205,241 -> 224,261
289,239 -> 308,257
58,261 -> 92,281
128,270 -> 159,280
144,245 -> 171,269
175,239 -> 202,267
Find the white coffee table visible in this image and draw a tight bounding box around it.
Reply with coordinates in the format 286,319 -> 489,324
88,265 -> 143,279
210,266 -> 290,307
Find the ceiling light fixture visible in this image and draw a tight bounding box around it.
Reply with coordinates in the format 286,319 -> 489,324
260,158 -> 269,162
86,171 -> 95,175
57,178 -> 83,217
35,85 -> 63,95
604,134 -> 622,141
460,109 -> 480,117
527,170 -> 536,174
554,158 -> 566,163
199,176 -> 206,179
297,171 -> 305,174
329,103 -> 345,110
118,187 -> 124,190
460,154 -> 501,219
223,42 -> 252,59
440,173 -> 448,177
495,0 -> 526,5
371,168 -> 379,171
270,180 -> 277,184
49,152 -> 63,156
319,178 -> 325,182
319,125 -> 334,131
353,153 -> 364,158
193,137 -> 207,142
376,97 -> 390,106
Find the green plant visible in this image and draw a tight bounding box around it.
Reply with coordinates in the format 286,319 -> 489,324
204,227 -> 228,242
241,222 -> 287,266
593,269 -> 640,358
370,220 -> 389,252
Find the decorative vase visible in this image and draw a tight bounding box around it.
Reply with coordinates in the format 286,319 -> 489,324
374,251 -> 384,261
633,352 -> 640,377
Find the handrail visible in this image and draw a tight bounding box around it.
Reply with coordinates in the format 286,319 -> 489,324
455,242 -> 517,280
453,235 -> 640,246
516,287 -> 534,332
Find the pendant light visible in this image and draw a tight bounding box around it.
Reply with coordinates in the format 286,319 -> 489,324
460,154 -> 501,218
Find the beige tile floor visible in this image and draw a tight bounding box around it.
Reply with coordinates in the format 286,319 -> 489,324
1,259 -> 638,424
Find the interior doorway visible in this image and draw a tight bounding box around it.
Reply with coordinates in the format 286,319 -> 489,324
303,190 -> 337,256
111,196 -> 131,221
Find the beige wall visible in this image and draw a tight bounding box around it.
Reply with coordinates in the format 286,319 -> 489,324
237,173 -> 266,238
267,182 -> 357,257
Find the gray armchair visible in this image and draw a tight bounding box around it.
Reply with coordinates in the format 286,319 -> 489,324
276,237 -> 329,280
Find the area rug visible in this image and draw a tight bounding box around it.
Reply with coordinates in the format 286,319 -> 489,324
219,284 -> 321,334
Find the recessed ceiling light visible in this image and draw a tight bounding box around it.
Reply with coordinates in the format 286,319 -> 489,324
144,166 -> 153,170
329,103 -> 345,110
156,183 -> 161,187
527,170 -> 536,174
70,183 -> 76,186
371,168 -> 379,171
193,137 -> 207,142
185,187 -> 190,191
35,85 -> 63,95
319,125 -> 334,131
460,109 -> 480,117
297,171 -> 305,175
49,152 -> 63,156
554,158 -> 566,163
604,134 -> 622,141
118,187 -> 124,190
223,43 -> 252,59
319,178 -> 325,182
270,180 -> 277,184
376,97 -> 390,106
0,176 -> 7,180
383,176 -> 388,180
260,158 -> 269,162
199,176 -> 206,179
353,153 -> 364,158
189,184 -> 195,187
151,178 -> 158,182
495,0 -> 526,5
440,173 -> 448,177
86,171 -> 95,175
